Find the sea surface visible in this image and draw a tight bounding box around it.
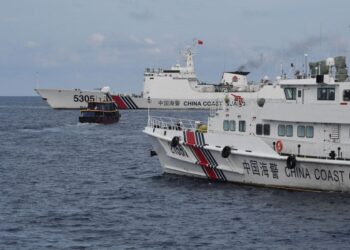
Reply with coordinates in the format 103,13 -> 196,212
1,96 -> 350,249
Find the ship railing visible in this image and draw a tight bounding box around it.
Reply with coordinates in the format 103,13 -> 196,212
148,116 -> 206,131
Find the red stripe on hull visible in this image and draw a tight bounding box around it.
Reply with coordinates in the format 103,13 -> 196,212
192,147 -> 218,181
185,131 -> 196,145
112,95 -> 128,109
192,147 -> 208,166
185,130 -> 218,181
201,166 -> 218,181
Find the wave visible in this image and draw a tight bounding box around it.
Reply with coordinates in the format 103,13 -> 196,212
19,123 -> 99,133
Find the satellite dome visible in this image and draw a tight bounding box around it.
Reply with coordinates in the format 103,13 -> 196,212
101,86 -> 111,93
326,57 -> 335,67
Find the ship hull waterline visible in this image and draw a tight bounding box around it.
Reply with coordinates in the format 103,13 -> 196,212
144,127 -> 350,192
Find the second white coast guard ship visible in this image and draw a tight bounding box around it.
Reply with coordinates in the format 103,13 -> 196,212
35,48 -> 284,109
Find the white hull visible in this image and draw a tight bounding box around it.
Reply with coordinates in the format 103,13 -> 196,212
114,95 -> 244,109
35,88 -> 107,109
144,126 -> 350,192
35,86 -> 283,110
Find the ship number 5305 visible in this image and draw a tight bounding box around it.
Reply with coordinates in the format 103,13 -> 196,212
73,95 -> 95,102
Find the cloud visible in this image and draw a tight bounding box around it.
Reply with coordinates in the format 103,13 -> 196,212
334,36 -> 350,55
2,17 -> 19,23
25,40 -> 38,48
281,36 -> 329,57
145,47 -> 161,55
35,57 -> 59,68
88,33 -> 105,46
96,48 -> 120,64
67,53 -> 81,63
242,9 -> 271,18
129,10 -> 153,21
233,35 -> 334,72
144,38 -> 155,45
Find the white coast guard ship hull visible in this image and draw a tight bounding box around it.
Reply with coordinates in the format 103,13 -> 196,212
34,88 -> 109,109
34,88 -> 227,109
35,46 -> 285,110
35,83 -> 283,110
144,118 -> 350,192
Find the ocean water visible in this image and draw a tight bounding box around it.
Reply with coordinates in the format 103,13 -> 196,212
1,96 -> 350,249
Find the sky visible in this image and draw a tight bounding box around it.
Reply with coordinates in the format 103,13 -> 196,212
1,0 -> 350,96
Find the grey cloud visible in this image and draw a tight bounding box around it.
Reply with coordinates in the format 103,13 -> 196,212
281,36 -> 329,57
237,35 -> 334,71
129,10 -> 154,21
242,9 -> 271,18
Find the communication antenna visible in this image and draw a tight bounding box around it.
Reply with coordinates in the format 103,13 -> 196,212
326,57 -> 335,78
287,63 -> 295,79
35,72 -> 40,89
319,24 -> 323,52
304,54 -> 308,78
318,62 -> 321,75
280,63 -> 284,78
147,96 -> 151,124
223,55 -> 226,73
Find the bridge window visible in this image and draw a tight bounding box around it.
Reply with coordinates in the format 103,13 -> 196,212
343,90 -> 350,101
229,120 -> 236,131
286,125 -> 293,137
256,124 -> 263,135
239,120 -> 246,132
257,124 -> 270,135
284,88 -> 296,100
223,120 -> 230,131
297,125 -> 305,137
278,125 -> 285,136
317,88 -> 335,100
306,126 -> 314,138
263,124 -> 270,135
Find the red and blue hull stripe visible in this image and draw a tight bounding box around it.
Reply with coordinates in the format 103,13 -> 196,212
183,130 -> 227,181
112,95 -> 139,109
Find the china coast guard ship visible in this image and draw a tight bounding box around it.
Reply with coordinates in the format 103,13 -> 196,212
35,47 -> 284,109
144,56 -> 350,192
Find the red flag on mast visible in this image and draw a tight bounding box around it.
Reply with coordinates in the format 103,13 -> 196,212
197,39 -> 203,45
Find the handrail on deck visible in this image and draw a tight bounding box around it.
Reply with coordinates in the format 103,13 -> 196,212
148,116 -> 206,131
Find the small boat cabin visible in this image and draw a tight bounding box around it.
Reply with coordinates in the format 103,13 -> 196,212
79,101 -> 120,124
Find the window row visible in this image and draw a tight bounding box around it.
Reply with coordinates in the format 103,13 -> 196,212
284,87 -> 336,101
223,120 -> 246,132
256,124 -> 270,136
278,124 -> 314,138
224,120 -> 314,138
297,125 -> 314,138
278,125 -> 293,137
317,88 -> 335,101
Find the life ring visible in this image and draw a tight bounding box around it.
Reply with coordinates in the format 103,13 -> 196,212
171,136 -> 180,148
275,140 -> 283,153
221,146 -> 231,158
286,155 -> 296,169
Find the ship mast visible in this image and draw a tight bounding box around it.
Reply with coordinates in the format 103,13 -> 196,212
186,48 -> 194,68
185,48 -> 195,73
